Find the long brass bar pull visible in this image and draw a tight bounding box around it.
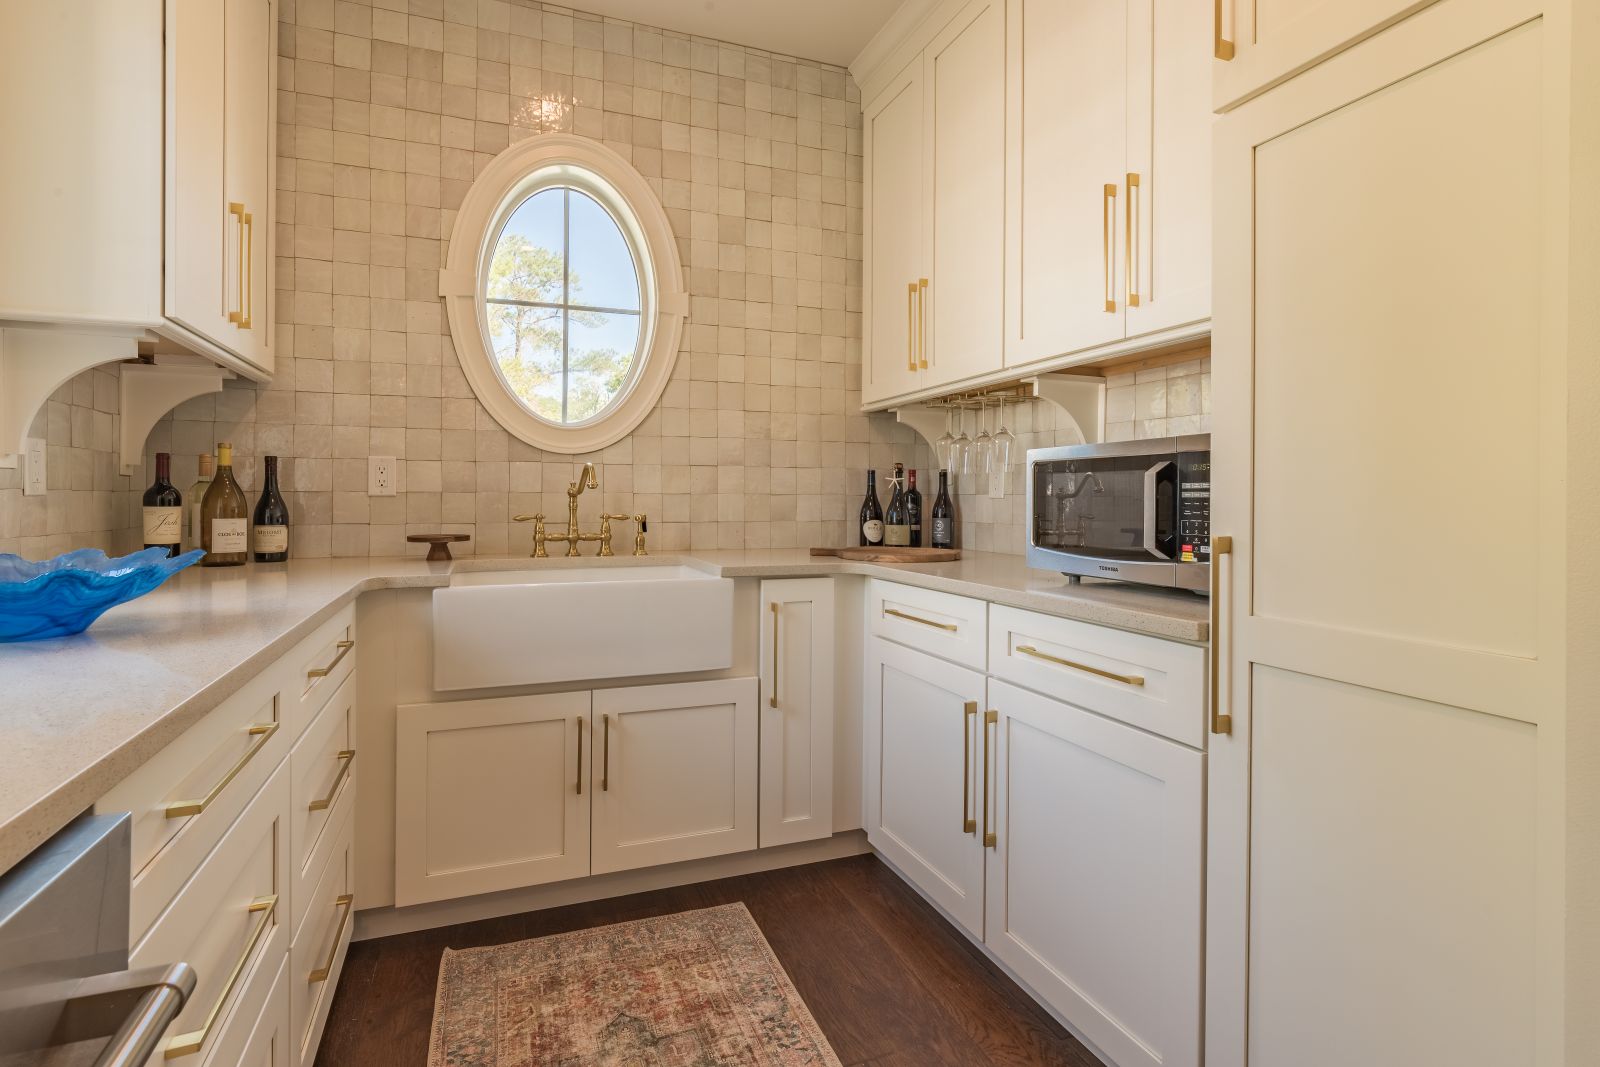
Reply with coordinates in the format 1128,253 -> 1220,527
575,717 -> 583,795
601,713 -> 610,791
308,895 -> 354,983
1125,173 -> 1141,308
1102,184 -> 1118,312
228,203 -> 245,324
982,710 -> 998,848
1015,644 -> 1145,687
164,722 -> 279,818
240,210 -> 254,329
1214,0 -> 1236,60
307,750 -> 355,811
906,282 -> 917,371
307,640 -> 355,680
917,278 -> 929,369
1210,535 -> 1233,734
164,896 -> 276,1058
962,701 -> 977,834
769,602 -> 780,708
883,607 -> 957,632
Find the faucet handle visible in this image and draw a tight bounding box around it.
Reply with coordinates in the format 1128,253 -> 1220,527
512,513 -> 543,523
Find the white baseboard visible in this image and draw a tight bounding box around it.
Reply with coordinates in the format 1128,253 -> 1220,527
353,830 -> 872,941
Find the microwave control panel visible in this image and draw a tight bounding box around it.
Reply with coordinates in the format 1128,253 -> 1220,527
1178,451 -> 1211,564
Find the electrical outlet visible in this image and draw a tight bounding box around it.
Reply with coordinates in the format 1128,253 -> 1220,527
368,455 -> 397,496
22,438 -> 45,496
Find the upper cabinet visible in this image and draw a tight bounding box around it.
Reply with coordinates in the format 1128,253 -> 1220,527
857,0 -> 1211,407
1212,0 -> 1442,112
0,0 -> 277,379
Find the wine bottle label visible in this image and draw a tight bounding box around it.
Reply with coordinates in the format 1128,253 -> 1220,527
932,517 -> 954,545
254,525 -> 289,553
143,507 -> 183,545
209,518 -> 248,554
863,519 -> 884,544
884,524 -> 911,547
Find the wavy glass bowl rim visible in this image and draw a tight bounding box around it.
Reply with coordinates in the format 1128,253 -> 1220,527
0,547 -> 204,642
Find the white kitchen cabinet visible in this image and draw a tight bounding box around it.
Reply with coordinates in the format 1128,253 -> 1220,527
759,579 -> 836,848
290,805 -> 354,1067
1003,0 -> 1210,370
1209,1 -> 1564,1063
1211,0 -> 1441,112
863,57 -> 927,405
203,956 -> 289,1067
394,692 -> 590,906
591,679 -> 759,875
863,636 -> 987,938
222,0 -> 276,372
985,679 -> 1202,1067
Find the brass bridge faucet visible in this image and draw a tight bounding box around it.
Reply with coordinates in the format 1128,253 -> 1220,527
512,465 -> 648,557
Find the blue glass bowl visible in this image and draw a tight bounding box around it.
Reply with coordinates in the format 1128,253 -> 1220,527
0,548 -> 204,642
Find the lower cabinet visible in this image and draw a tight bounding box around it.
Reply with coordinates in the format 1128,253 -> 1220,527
205,954 -> 290,1067
290,804 -> 355,1065
865,634 -> 1204,1067
759,578 -> 836,847
592,678 -> 759,875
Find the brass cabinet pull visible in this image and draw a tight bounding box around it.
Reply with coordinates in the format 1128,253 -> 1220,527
164,722 -> 279,819
982,710 -> 997,848
1102,183 -> 1118,313
883,607 -> 957,632
906,282 -> 917,371
769,602 -> 780,709
307,640 -> 355,680
239,210 -> 254,329
1014,644 -> 1146,687
1125,173 -> 1141,308
1214,0 -> 1236,60
961,701 -> 977,834
1210,535 -> 1233,734
227,203 -> 246,325
164,895 -> 276,1058
307,750 -> 355,812
307,895 -> 354,984
917,278 -> 929,369
601,713 -> 610,792
575,716 -> 583,795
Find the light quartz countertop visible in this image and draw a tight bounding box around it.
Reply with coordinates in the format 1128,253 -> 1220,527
0,549 -> 1207,876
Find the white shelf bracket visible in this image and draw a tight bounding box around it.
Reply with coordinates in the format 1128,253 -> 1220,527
892,404 -> 952,456
0,328 -> 144,467
119,359 -> 233,475
1025,372 -> 1108,444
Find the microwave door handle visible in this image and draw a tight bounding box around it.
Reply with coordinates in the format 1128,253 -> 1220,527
1142,460 -> 1174,560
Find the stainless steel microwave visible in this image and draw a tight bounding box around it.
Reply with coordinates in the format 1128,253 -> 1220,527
1025,435 -> 1211,592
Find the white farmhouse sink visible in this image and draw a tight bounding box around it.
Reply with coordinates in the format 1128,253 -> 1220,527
431,564 -> 734,691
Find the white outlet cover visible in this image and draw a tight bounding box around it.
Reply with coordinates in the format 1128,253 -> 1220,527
368,455 -> 397,496
22,437 -> 45,496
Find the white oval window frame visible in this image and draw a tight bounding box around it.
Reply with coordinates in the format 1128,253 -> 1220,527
440,134 -> 687,455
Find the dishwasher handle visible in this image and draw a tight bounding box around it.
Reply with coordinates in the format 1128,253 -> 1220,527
93,962 -> 197,1067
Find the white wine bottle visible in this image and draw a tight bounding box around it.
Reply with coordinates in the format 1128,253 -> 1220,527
186,453 -> 214,552
200,442 -> 249,567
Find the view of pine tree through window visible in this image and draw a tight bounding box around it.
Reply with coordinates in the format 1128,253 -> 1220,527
485,185 -> 642,424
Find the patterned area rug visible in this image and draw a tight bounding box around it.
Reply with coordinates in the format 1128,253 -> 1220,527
427,903 -> 843,1067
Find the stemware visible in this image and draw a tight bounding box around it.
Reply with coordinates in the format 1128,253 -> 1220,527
935,405 -> 956,472
948,404 -> 971,481
972,399 -> 993,481
990,403 -> 1016,498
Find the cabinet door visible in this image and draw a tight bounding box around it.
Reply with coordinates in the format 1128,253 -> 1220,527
1123,0 -> 1211,340
1003,0 -> 1128,367
923,0 -> 1005,389
165,0 -> 234,349
1210,3 -> 1558,1063
394,692 -> 589,906
985,679 -> 1202,1067
759,579 -> 835,847
202,955 -> 289,1067
1212,0 -> 1442,111
863,636 -> 986,938
862,58 -> 926,404
591,678 -> 759,874
223,0 -> 275,372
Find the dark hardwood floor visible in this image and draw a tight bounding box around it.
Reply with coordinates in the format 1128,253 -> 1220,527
316,853 -> 1100,1066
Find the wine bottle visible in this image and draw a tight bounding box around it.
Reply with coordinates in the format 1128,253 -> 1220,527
931,469 -> 955,549
906,469 -> 923,547
186,453 -> 214,553
200,441 -> 249,567
859,470 -> 884,546
141,453 -> 183,558
252,455 -> 290,563
883,462 -> 910,546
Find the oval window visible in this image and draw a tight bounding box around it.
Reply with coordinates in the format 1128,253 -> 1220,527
485,187 -> 642,426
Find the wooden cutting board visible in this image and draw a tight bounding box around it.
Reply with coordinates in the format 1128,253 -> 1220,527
810,546 -> 962,563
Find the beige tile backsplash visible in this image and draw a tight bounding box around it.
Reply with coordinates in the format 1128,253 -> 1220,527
0,1 -> 1207,562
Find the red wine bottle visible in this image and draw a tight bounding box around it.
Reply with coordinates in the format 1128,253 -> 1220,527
906,469 -> 923,547
931,469 -> 955,549
142,452 -> 183,558
859,470 -> 884,546
252,455 -> 290,563
884,463 -> 909,546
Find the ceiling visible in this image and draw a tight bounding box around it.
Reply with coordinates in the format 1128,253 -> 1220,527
568,0 -> 903,68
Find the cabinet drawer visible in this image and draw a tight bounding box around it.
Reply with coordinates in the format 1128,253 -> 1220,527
288,672 -> 356,941
132,760 -> 289,1064
290,803 -> 354,1067
868,580 -> 987,670
988,605 -> 1206,747
97,667 -> 286,944
284,606 -> 356,740
202,953 -> 289,1067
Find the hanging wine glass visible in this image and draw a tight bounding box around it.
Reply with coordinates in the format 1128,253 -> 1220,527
972,398 -> 993,482
990,400 -> 1016,499
949,402 -> 971,482
935,404 -> 956,472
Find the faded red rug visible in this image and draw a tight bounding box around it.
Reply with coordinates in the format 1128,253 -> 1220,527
427,903 -> 843,1066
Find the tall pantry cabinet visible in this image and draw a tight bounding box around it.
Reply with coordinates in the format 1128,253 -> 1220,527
1206,0 -> 1587,1064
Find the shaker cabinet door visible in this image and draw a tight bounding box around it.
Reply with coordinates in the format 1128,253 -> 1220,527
759,579 -> 836,848
863,58 -> 926,405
